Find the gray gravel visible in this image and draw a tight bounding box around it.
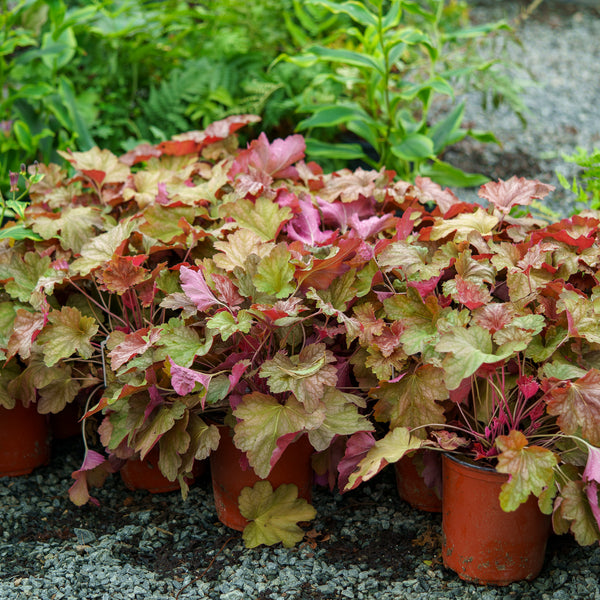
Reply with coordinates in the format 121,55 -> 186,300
444,0 -> 600,216
1,437 -> 600,600
2,2 -> 600,598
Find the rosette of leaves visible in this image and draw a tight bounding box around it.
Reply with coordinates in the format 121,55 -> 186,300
340,175 -> 600,546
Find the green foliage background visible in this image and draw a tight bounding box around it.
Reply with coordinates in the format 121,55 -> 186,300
1,0 -> 525,191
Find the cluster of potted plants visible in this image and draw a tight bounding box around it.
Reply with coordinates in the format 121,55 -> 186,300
1,115 -> 599,580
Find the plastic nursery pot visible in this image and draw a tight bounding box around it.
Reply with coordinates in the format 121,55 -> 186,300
210,426 -> 314,532
120,446 -> 204,494
0,401 -> 50,477
394,451 -> 442,513
442,453 -> 551,586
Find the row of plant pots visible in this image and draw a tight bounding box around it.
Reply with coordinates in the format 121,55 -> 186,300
1,115 -> 600,584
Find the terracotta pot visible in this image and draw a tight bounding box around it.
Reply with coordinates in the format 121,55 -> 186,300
0,402 -> 50,477
442,453 -> 551,585
210,426 -> 314,531
120,446 -> 204,493
394,451 -> 442,513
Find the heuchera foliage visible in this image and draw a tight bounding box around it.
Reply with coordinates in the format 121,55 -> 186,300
1,115 -> 600,546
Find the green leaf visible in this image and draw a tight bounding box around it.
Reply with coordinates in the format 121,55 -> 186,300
37,307 -> 99,366
158,414 -> 190,481
259,343 -> 338,412
436,324 -> 513,390
0,363 -> 22,410
390,133 -> 434,161
0,252 -> 53,302
255,244 -> 296,299
207,309 -> 253,342
556,479 -> 600,546
371,365 -> 448,434
297,105 -> 372,130
135,402 -> 187,460
306,45 -> 385,74
419,160 -> 489,188
71,220 -> 137,276
346,426 -> 424,490
219,197 -> 292,242
429,103 -> 466,154
305,138 -> 367,160
158,320 -> 213,367
240,481 -> 317,548
496,431 -> 558,512
308,387 -> 373,452
233,393 -> 324,479
37,366 -> 81,414
306,0 -> 377,27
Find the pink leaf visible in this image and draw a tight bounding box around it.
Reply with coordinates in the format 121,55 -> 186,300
230,133 -> 305,179
337,431 -> 376,491
348,212 -> 396,239
317,196 -> 374,232
478,176 -> 554,215
415,176 -> 460,214
286,198 -> 334,245
180,265 -> 219,312
169,358 -> 212,396
109,327 -> 161,371
212,273 -> 244,308
584,446 -> 600,532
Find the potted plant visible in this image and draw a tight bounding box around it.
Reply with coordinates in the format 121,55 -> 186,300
339,176 -> 600,584
1,117 -> 388,547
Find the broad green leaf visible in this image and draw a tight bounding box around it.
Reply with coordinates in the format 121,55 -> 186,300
558,289 -> 600,345
524,327 -> 568,362
307,45 -> 384,74
158,320 -> 213,367
37,365 -> 81,414
556,480 -> 600,546
0,225 -> 42,241
306,0 -> 377,26
496,431 -> 558,512
429,102 -> 466,154
240,481 -> 317,548
378,241 -> 452,280
255,244 -> 296,299
139,205 -> 197,243
346,426 -> 424,490
71,220 -> 137,276
546,369 -> 600,446
207,309 -> 253,341
158,414 -> 190,481
305,138 -> 366,160
308,388 -> 373,452
37,307 -> 99,366
419,160 -> 489,188
32,206 -> 105,253
259,343 -> 338,412
390,133 -> 435,161
233,393 -> 324,478
436,324 -> 514,390
219,197 -> 292,241
297,104 -> 373,130
213,228 -> 275,271
371,365 -> 448,435
135,401 -> 187,460
0,251 -> 53,303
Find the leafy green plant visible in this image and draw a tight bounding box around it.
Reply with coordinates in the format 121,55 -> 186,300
279,0 -> 511,186
558,147 -> 600,211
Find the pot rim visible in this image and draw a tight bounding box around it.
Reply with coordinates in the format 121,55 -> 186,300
443,451 -> 499,474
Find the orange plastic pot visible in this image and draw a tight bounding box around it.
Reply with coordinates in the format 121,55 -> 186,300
0,402 -> 50,477
394,452 -> 442,513
210,426 -> 314,531
120,446 -> 204,493
442,453 -> 551,585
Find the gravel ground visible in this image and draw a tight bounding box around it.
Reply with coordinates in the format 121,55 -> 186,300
2,2 -> 600,599
1,437 -> 600,600
444,0 -> 600,216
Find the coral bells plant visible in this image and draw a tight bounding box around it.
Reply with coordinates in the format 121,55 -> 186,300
341,175 -> 600,546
